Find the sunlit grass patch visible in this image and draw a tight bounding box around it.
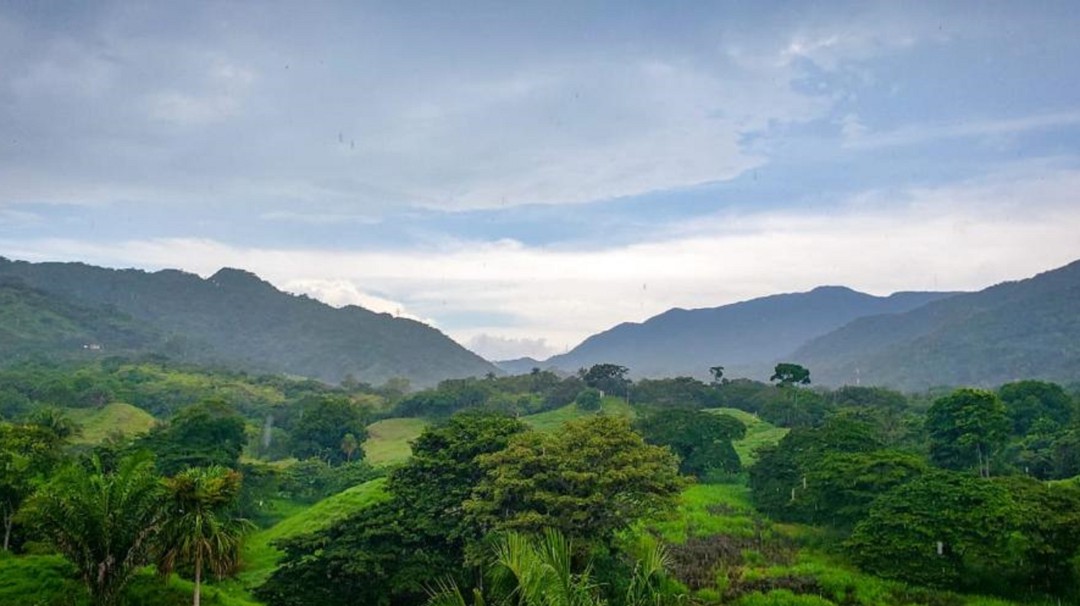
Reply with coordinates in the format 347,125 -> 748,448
363,417 -> 429,465
66,402 -> 158,444
704,407 -> 788,466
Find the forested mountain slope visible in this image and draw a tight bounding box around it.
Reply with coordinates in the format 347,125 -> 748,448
0,279 -> 163,362
794,259 -> 1080,389
536,286 -> 953,379
0,257 -> 496,386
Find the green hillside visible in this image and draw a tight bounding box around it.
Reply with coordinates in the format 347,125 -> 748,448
0,257 -> 497,386
67,402 -> 158,444
363,418 -> 429,465
795,259 -> 1080,389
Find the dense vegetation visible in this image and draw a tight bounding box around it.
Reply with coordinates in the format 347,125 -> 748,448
0,352 -> 1078,605
0,257 -> 496,386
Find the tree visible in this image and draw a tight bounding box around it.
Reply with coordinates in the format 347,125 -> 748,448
634,409 -> 745,478
24,454 -> 165,606
427,529 -> 604,606
467,416 -> 683,546
140,399 -> 247,475
708,366 -> 725,386
998,380 -> 1074,436
926,388 -> 1008,478
0,422 -> 62,551
575,387 -> 602,412
290,396 -> 369,464
749,416 -> 882,521
847,471 -> 1020,592
157,465 -> 254,606
258,412 -> 527,606
769,363 -> 810,387
581,364 -> 630,397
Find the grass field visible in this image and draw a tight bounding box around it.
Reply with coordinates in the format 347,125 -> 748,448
363,417 -> 429,466
705,407 -> 788,466
66,402 -> 158,444
235,477 -> 389,590
522,396 -> 635,432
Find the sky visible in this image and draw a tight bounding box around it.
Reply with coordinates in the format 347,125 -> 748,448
2,1 -> 1080,361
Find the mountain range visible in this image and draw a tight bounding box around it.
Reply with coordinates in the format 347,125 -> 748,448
500,259 -> 1080,391
4,255 -> 1079,392
0,257 -> 496,387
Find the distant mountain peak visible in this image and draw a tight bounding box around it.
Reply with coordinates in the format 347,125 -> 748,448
208,267 -> 278,291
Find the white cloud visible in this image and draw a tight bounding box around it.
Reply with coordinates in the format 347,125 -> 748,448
846,111 -> 1080,150
6,164 -> 1080,353
465,334 -> 559,361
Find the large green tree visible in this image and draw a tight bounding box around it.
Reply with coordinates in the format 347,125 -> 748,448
157,465 -> 254,606
290,396 -> 370,464
24,454 -> 165,606
847,471 -> 1019,590
926,388 -> 1008,477
634,409 -> 745,478
0,422 -> 62,551
140,398 -> 247,475
257,412 -> 527,606
467,416 -> 683,546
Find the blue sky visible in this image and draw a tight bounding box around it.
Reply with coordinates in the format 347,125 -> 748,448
2,1 -> 1080,360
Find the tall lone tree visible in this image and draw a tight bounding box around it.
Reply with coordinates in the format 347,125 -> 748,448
157,465 -> 254,606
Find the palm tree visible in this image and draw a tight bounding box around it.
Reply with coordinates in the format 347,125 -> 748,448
427,529 -> 684,606
427,528 -> 603,606
26,454 -> 164,606
156,465 -> 254,606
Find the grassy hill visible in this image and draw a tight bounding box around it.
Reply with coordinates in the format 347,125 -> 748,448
363,418 -> 430,466
66,402 -> 158,444
705,407 -> 788,466
234,478 -> 389,593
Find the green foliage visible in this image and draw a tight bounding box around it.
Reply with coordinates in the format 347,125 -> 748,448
257,412 -> 527,606
277,458 -> 380,503
0,553 -> 86,606
468,416 -> 684,545
632,377 -> 720,410
798,450 -> 927,529
997,380 -> 1074,435
635,409 -> 745,478
703,408 -> 789,467
576,387 -> 603,412
288,396 -> 369,464
769,364 -> 810,387
0,422 -> 63,551
0,258 -> 497,386
926,388 -> 1008,477
238,478 -> 389,590
139,399 -> 247,475
581,364 -> 630,396
748,417 -> 882,522
156,465 -> 254,605
23,454 -> 165,606
847,471 -> 1020,592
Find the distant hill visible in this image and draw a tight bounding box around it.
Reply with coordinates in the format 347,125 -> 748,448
0,257 -> 497,386
537,287 -> 954,380
0,279 -> 163,362
793,259 -> 1080,390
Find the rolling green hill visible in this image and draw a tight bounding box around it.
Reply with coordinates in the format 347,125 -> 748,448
66,402 -> 158,444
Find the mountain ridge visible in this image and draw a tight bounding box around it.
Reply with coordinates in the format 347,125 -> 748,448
522,285 -> 956,380
0,257 -> 497,387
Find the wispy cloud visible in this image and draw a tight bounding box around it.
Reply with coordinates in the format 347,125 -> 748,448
845,111 -> 1080,149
